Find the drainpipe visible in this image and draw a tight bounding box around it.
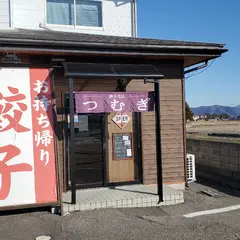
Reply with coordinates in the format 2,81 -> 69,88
182,74 -> 189,188
9,0 -> 14,28
133,0 -> 137,37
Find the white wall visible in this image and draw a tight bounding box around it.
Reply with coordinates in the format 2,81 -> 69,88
0,0 -> 10,28
12,0 -> 134,37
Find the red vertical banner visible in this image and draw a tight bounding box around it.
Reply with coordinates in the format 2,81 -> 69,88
29,69 -> 57,203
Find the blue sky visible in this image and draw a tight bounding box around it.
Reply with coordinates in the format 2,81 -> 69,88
137,0 -> 239,107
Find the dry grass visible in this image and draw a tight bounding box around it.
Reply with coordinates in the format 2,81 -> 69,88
186,120 -> 240,143
187,133 -> 240,144
186,120 -> 240,134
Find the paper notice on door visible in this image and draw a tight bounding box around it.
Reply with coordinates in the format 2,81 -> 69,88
125,140 -> 131,145
127,149 -> 132,157
123,136 -> 129,141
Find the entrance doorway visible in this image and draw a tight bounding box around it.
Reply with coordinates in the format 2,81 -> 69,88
73,113 -> 104,188
65,94 -> 142,190
107,113 -> 136,184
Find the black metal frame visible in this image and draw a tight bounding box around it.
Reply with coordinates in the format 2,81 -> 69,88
102,114 -> 108,187
134,112 -> 143,183
68,78 -> 77,204
107,180 -> 141,188
154,81 -> 163,203
63,94 -> 70,191
66,65 -> 164,204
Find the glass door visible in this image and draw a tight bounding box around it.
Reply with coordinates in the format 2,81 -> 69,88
65,94 -> 104,189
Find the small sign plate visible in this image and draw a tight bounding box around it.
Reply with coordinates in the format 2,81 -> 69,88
112,112 -> 130,129
113,133 -> 133,161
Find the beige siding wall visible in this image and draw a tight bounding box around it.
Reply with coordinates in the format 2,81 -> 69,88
126,63 -> 185,185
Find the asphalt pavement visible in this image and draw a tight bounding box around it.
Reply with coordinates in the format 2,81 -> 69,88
1,180 -> 240,240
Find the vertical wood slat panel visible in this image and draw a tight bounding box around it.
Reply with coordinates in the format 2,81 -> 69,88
126,67 -> 185,185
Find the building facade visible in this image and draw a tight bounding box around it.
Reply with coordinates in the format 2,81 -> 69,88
0,1 -> 227,213
0,0 -> 136,37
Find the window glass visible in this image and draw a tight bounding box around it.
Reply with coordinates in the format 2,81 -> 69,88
47,0 -> 74,25
47,0 -> 102,27
76,0 -> 102,27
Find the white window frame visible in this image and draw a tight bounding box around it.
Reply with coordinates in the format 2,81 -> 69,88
44,0 -> 104,30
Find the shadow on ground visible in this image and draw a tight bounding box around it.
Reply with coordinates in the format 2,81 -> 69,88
195,171 -> 240,198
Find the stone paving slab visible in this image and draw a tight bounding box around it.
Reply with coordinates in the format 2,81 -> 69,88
63,185 -> 184,214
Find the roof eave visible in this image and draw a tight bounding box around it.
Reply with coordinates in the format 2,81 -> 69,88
0,38 -> 227,51
0,41 -> 228,58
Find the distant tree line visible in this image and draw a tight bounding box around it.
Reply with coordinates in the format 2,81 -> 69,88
184,102 -> 230,121
205,113 -> 229,120
185,101 -> 231,121
185,102 -> 194,121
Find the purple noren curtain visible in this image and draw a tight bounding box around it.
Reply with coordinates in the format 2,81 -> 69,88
75,92 -> 155,113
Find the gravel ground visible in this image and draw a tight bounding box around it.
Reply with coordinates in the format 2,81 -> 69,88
1,180 -> 240,240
